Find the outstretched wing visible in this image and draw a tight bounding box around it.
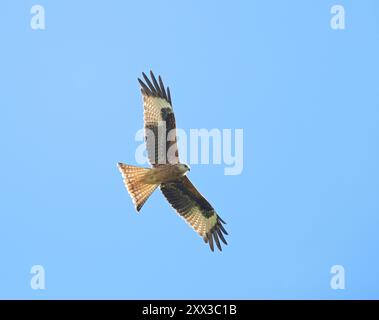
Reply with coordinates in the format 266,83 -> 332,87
160,176 -> 228,252
138,71 -> 179,167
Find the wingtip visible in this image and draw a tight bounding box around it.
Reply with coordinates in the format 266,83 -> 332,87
213,231 -> 222,251
218,216 -> 227,224
138,70 -> 172,104
218,222 -> 228,235
216,228 -> 228,245
207,232 -> 214,252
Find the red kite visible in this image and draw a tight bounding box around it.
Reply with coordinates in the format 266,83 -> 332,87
118,71 -> 228,251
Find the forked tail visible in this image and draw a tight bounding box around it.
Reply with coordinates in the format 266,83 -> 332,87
117,163 -> 158,212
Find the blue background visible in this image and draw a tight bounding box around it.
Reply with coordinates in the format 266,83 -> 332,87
1,0 -> 378,299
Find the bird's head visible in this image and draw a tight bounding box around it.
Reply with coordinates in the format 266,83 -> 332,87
178,163 -> 191,174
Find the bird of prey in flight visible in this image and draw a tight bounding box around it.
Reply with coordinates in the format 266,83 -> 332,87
117,71 -> 228,251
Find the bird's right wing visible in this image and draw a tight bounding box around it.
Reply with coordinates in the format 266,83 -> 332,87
138,71 -> 179,167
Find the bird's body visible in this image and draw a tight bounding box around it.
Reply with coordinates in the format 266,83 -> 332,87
118,71 -> 228,251
141,164 -> 189,185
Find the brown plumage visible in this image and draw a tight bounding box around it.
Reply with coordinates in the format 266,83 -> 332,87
118,71 -> 228,252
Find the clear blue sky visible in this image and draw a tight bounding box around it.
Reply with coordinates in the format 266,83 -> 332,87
1,0 -> 379,299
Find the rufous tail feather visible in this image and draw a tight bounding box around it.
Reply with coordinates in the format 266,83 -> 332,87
117,163 -> 158,212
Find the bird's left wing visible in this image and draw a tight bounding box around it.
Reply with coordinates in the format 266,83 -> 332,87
160,176 -> 228,251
